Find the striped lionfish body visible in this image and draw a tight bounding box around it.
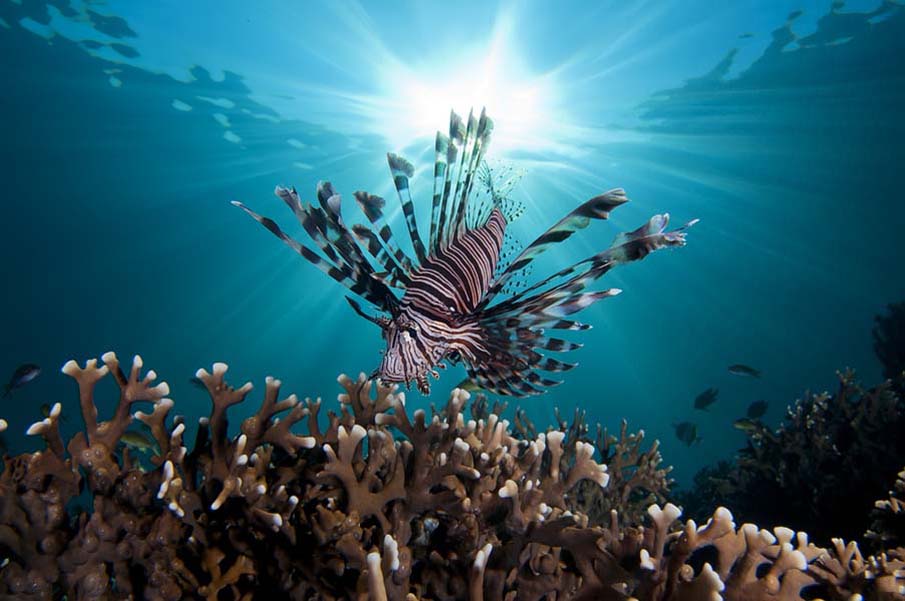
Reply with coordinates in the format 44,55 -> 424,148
233,110 -> 695,396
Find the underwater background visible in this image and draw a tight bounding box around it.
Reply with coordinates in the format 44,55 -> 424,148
2,0 -> 904,491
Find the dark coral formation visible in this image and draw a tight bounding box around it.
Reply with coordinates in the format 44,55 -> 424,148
1,353 -> 904,600
679,370 -> 905,549
874,301 -> 905,384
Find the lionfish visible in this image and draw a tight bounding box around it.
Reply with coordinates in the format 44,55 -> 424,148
233,109 -> 694,396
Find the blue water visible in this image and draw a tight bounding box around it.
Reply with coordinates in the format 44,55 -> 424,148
2,0 -> 903,486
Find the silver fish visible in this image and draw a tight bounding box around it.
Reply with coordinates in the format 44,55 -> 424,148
728,364 -> 761,378
3,363 -> 40,398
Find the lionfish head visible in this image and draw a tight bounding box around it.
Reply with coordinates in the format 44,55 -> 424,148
373,315 -> 440,394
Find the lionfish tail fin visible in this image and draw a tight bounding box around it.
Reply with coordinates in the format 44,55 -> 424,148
462,315 -> 579,397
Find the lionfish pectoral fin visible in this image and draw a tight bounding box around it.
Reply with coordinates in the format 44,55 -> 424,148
345,296 -> 387,328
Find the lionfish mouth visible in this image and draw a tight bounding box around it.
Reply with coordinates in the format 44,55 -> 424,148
372,368 -> 435,395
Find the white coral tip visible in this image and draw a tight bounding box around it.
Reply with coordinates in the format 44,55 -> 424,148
26,419 -> 49,436
498,480 -> 519,499
595,467 -> 611,488
194,368 -> 208,379
61,359 -> 79,375
714,506 -> 733,523
701,563 -> 725,592
546,430 -> 565,446
146,369 -> 157,381
474,543 -> 493,570
774,526 -> 795,544
0,419 -> 6,432
50,403 -> 61,418
212,362 -> 228,376
366,550 -> 381,572
237,454 -> 248,467
132,354 -> 143,369
154,382 -> 170,396
256,483 -> 266,495
101,351 -> 117,363
158,398 -> 174,410
383,534 -> 400,571
639,549 -> 655,570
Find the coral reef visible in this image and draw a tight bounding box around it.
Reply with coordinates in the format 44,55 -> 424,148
508,403 -> 672,528
678,370 -> 905,548
0,353 -> 903,600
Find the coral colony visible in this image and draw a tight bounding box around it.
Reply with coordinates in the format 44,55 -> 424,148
0,352 -> 903,599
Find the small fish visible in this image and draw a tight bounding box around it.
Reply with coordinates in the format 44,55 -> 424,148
694,387 -> 719,411
728,364 -> 761,378
746,399 -> 768,419
456,378 -> 483,393
733,417 -> 762,433
119,430 -> 158,455
3,364 -> 41,398
673,421 -> 701,446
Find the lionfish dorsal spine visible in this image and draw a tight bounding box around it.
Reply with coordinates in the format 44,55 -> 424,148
387,152 -> 428,265
450,108 -> 494,242
434,111 -> 466,254
351,191 -> 413,287
429,131 -> 450,253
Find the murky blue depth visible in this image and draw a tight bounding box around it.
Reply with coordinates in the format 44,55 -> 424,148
2,0 -> 904,485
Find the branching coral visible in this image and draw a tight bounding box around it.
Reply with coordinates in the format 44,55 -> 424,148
867,467 -> 905,549
510,403 -> 672,526
0,353 -> 903,600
